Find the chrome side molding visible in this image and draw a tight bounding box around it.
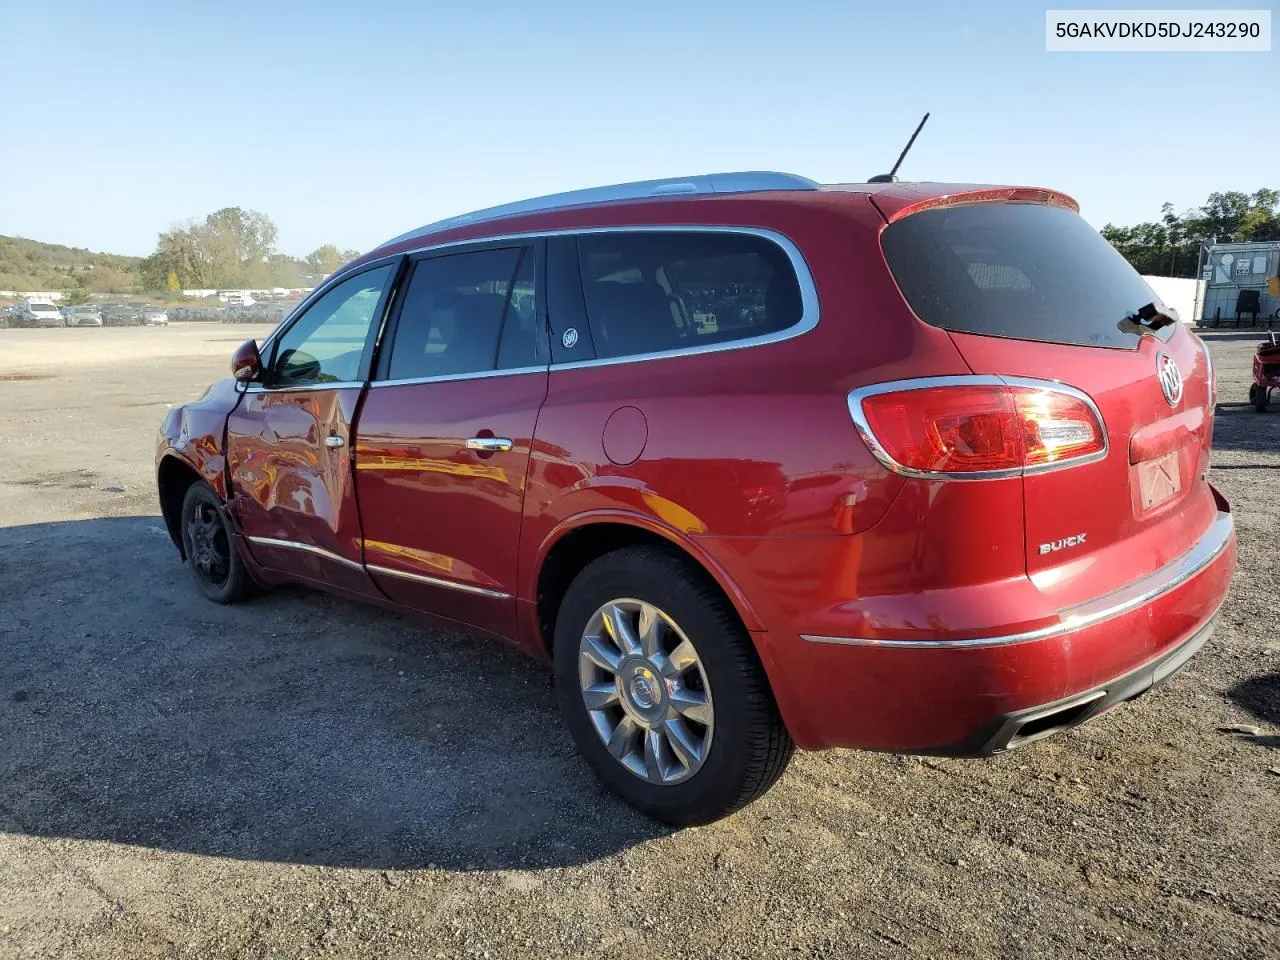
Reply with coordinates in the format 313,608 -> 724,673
245,536 -> 365,572
246,534 -> 513,600
365,563 -> 510,600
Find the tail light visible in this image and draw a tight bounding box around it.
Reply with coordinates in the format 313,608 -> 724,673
849,377 -> 1107,478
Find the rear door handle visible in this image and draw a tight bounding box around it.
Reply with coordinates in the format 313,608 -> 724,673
325,435 -> 345,448
466,436 -> 513,452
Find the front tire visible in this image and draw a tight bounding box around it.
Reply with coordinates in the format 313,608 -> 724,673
553,546 -> 793,825
179,481 -> 256,603
1254,385 -> 1269,413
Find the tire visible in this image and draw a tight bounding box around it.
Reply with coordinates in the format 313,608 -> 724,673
179,481 -> 256,603
1255,387 -> 1269,414
553,545 -> 793,825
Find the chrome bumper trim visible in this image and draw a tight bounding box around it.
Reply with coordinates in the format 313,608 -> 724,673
801,512 -> 1234,649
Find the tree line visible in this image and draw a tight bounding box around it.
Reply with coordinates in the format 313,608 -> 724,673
1,209 -> 359,296
140,208 -> 359,292
1101,188 -> 1279,278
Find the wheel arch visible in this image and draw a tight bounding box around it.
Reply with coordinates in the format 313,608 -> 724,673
157,450 -> 220,557
531,511 -> 764,658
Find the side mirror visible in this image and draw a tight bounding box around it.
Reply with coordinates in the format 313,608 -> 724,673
231,339 -> 263,382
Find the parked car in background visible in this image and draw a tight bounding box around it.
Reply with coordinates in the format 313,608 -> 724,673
66,305 -> 104,327
156,172 -> 1236,825
16,299 -> 65,327
141,307 -> 169,326
103,304 -> 141,326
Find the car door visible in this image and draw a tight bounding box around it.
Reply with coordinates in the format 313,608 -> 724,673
226,261 -> 397,596
354,241 -> 548,638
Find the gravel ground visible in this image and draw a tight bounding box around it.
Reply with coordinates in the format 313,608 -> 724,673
0,326 -> 1276,960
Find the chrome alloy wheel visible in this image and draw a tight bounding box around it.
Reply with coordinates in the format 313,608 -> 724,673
578,598 -> 714,785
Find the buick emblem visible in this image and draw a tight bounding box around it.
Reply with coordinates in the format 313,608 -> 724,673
1156,352 -> 1182,407
561,327 -> 579,349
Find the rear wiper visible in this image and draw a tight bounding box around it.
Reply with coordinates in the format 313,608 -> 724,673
1124,302 -> 1178,331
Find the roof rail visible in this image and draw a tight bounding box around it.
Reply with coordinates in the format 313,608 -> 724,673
383,171 -> 820,246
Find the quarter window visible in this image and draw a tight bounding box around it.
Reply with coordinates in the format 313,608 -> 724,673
387,247 -> 538,380
269,264 -> 392,387
576,231 -> 804,360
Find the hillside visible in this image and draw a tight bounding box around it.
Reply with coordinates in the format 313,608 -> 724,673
0,234 -> 142,294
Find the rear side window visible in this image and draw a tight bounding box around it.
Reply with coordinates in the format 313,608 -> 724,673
576,231 -> 804,360
881,203 -> 1171,350
387,246 -> 538,380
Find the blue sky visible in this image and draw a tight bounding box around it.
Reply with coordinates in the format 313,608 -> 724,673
2,1 -> 1275,257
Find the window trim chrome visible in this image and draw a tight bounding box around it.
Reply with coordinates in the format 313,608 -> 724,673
253,225 -> 819,389
846,374 -> 1110,482
242,380 -> 365,394
801,511 -> 1233,649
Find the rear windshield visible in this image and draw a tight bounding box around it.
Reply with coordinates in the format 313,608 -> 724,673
881,203 -> 1173,350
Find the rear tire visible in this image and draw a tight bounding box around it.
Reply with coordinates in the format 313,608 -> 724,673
1254,386 -> 1269,413
179,481 -> 256,603
553,545 -> 793,825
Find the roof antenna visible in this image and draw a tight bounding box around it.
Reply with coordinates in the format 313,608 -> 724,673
868,112 -> 930,183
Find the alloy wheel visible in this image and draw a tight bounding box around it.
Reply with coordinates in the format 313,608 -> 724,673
578,598 -> 714,785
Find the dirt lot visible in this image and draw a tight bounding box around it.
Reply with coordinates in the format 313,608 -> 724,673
0,325 -> 1276,960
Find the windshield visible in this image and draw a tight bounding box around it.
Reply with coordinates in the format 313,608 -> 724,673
881,202 -> 1174,350
30,303 -> 58,313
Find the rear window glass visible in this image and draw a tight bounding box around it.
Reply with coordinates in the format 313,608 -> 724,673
576,231 -> 804,360
881,203 -> 1172,350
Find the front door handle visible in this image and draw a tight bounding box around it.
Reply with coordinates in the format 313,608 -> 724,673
325,434 -> 345,448
466,436 -> 513,453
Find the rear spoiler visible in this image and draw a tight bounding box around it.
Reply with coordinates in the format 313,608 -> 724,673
873,187 -> 1080,224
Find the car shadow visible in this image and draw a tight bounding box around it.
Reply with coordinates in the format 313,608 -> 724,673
1198,330 -> 1278,341
0,517 -> 667,870
1227,673 -> 1279,749
1210,401 -> 1280,455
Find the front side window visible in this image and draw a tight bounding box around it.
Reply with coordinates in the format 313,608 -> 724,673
576,231 -> 804,360
269,264 -> 392,386
386,246 -> 537,380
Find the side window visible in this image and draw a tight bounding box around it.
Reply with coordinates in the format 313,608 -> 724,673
269,265 -> 392,387
387,246 -> 537,380
576,231 -> 804,360
496,249 -> 543,369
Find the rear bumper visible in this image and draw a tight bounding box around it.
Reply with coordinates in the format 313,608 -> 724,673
948,606 -> 1218,755
743,510 -> 1236,752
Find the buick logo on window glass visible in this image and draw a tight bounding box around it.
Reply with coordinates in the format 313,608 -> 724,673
1156,353 -> 1183,407
562,327 -> 579,349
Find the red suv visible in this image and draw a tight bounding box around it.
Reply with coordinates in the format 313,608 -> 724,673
157,172 -> 1236,824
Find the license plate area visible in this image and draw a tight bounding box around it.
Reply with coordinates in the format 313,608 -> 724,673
1137,450 -> 1181,510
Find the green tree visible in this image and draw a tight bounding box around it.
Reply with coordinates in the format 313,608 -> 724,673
142,207 -> 280,289
304,244 -> 346,277
167,270 -> 180,294
1101,187 -> 1279,277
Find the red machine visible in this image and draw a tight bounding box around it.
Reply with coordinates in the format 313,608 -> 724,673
1250,333 -> 1280,412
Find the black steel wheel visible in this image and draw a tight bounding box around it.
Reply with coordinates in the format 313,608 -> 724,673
179,481 -> 256,603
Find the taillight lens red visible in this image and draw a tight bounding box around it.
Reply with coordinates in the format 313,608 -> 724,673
858,383 -> 1105,475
